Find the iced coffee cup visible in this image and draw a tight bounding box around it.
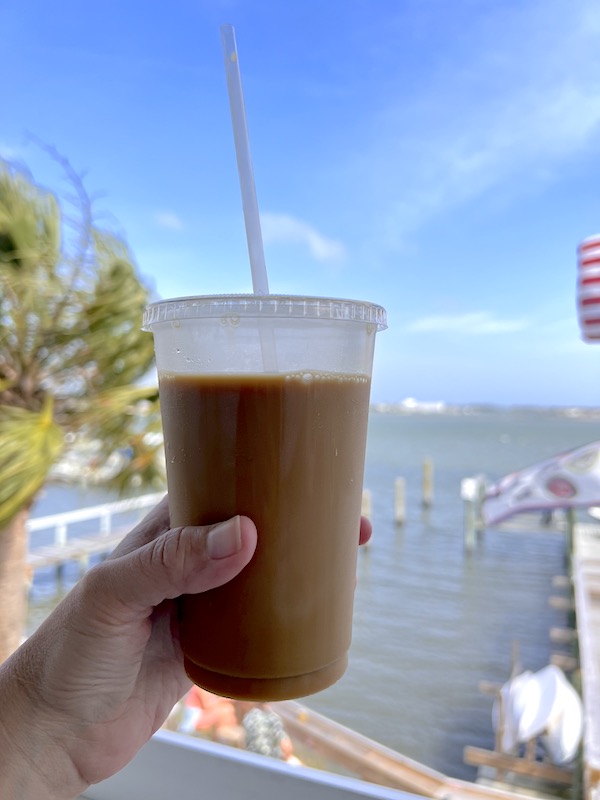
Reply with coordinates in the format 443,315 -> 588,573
143,294 -> 386,701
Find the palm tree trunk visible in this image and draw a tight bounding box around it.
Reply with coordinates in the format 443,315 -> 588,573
0,507 -> 30,663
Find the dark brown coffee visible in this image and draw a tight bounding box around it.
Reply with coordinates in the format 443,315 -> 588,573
159,371 -> 371,700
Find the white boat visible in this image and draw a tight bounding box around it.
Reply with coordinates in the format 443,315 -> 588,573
492,665 -> 583,765
540,668 -> 584,766
492,669 -> 534,753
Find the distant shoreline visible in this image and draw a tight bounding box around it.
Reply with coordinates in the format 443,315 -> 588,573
370,400 -> 600,420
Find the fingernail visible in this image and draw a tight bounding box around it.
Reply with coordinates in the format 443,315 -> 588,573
207,517 -> 242,559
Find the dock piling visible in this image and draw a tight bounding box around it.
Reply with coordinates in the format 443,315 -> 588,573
422,458 -> 433,508
461,475 -> 486,552
361,489 -> 372,521
394,478 -> 406,525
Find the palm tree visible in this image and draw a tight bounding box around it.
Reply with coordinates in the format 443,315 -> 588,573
0,153 -> 164,661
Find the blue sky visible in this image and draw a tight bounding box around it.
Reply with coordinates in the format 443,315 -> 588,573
3,0 -> 600,407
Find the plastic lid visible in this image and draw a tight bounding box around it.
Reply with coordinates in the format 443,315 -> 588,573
142,294 -> 387,331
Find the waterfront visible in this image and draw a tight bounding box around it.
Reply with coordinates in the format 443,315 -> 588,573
28,406 -> 600,781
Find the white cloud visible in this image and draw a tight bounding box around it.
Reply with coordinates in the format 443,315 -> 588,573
407,311 -> 529,335
363,0 -> 600,243
154,211 -> 184,231
0,142 -> 25,162
261,212 -> 346,262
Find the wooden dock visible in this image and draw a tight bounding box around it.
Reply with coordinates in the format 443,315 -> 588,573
462,513 -> 600,800
572,521 -> 600,799
274,700 -> 547,800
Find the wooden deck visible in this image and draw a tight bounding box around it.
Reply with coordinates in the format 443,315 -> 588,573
572,522 -> 600,799
462,514 -> 600,799
274,700 -> 546,800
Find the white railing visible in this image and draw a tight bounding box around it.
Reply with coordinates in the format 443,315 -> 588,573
80,730 -> 414,800
27,491 -> 165,547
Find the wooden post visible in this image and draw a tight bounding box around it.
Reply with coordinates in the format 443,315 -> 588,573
564,507 -> 576,570
461,475 -> 487,551
361,489 -> 372,521
475,478 -> 487,535
55,522 -> 67,584
493,689 -> 506,781
100,510 -> 112,536
461,477 -> 479,552
55,522 -> 68,548
394,478 -> 406,525
422,458 -> 433,508
464,498 -> 476,552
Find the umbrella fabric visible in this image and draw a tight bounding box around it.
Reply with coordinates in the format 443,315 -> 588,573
483,440 -> 600,526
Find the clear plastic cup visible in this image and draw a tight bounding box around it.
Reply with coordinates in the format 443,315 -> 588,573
143,294 -> 387,700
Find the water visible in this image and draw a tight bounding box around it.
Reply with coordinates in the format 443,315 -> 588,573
28,408 -> 600,781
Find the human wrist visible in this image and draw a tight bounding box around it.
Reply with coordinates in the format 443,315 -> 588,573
0,650 -> 87,800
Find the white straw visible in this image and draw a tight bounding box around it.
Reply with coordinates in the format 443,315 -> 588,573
221,24 -> 270,295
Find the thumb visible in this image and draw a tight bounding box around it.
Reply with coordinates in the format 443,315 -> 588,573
99,516 -> 257,613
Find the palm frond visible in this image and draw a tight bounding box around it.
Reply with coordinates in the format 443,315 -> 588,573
0,154 -> 163,520
0,397 -> 64,528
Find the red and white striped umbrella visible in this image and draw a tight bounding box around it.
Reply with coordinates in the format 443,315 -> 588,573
577,234 -> 600,342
